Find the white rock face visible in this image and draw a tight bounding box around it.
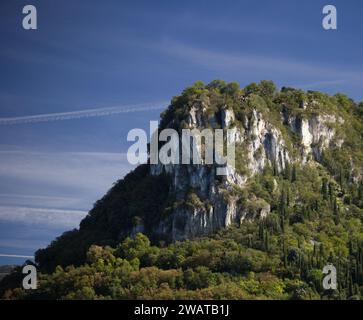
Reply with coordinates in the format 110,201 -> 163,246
221,108 -> 235,128
300,119 -> 313,150
285,111 -> 344,161
150,160 -> 242,240
240,199 -> 271,222
246,110 -> 290,174
148,102 -> 342,241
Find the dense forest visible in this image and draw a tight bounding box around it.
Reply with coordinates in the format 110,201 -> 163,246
1,80 -> 363,299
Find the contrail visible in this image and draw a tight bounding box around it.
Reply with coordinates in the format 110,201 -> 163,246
0,253 -> 34,259
0,101 -> 168,125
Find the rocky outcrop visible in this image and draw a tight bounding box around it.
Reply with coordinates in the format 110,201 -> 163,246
153,191 -> 240,241
246,110 -> 290,174
149,99 -> 343,241
283,108 -> 344,161
240,197 -> 271,222
150,161 -> 242,240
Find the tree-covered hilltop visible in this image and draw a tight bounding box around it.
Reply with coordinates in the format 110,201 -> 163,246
1,80 -> 363,300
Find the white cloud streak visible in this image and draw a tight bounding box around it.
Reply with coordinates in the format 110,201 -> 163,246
0,194 -> 85,210
0,151 -> 133,198
0,150 -> 134,231
0,151 -> 134,257
151,39 -> 363,86
0,102 -> 168,125
0,206 -> 87,228
0,253 -> 34,259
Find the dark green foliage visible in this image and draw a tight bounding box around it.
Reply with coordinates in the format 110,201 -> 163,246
35,165 -> 172,272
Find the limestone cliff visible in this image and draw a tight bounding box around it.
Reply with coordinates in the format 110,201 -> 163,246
148,88 -> 346,240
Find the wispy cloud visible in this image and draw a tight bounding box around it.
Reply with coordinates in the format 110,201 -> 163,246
0,150 -> 134,259
0,151 -> 133,205
0,206 -> 87,228
0,102 -> 167,126
292,79 -> 347,90
153,39 -> 313,74
170,13 -> 291,37
0,194 -> 85,210
151,39 -> 363,85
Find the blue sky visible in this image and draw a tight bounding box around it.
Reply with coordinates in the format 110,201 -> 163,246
0,0 -> 362,265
